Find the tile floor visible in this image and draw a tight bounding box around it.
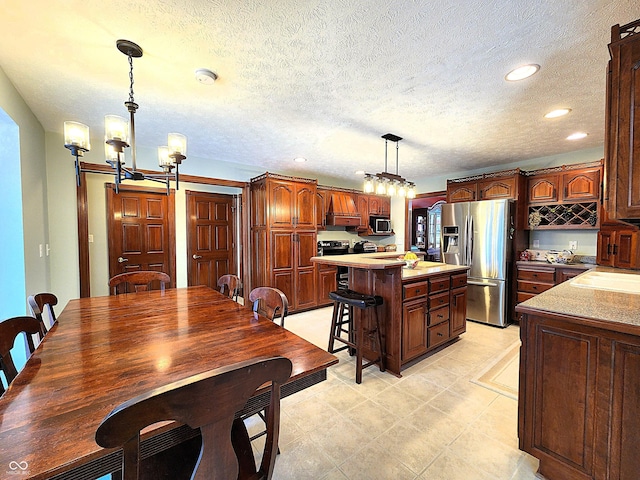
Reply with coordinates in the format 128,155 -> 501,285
247,306 -> 540,480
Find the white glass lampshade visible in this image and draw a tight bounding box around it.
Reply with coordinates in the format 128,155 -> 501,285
387,181 -> 397,196
104,143 -> 124,164
63,121 -> 90,150
407,184 -> 416,199
158,146 -> 172,167
168,133 -> 187,156
398,183 -> 407,197
104,115 -> 128,143
363,175 -> 374,193
376,179 -> 387,195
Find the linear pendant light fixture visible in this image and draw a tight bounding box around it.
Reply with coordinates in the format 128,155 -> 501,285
63,39 -> 186,194
363,133 -> 415,198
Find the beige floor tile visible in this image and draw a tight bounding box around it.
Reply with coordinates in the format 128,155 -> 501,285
448,427 -> 524,479
271,307 -> 539,480
338,441 -> 417,480
417,449 -> 496,480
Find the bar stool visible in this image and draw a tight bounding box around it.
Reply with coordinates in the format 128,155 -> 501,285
328,288 -> 385,384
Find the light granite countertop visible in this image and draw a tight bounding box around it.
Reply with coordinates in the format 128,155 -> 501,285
311,253 -> 469,278
516,266 -> 640,329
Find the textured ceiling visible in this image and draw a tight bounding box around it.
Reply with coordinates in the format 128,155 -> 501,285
1,0 -> 639,183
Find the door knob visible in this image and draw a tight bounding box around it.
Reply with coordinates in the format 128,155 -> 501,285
118,257 -> 128,263
193,254 -> 203,259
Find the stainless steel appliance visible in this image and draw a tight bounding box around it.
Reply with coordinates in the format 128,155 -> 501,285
353,241 -> 377,253
441,199 -> 514,327
369,216 -> 392,234
318,240 -> 350,288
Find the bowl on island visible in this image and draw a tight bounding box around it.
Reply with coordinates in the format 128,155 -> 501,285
405,259 -> 419,269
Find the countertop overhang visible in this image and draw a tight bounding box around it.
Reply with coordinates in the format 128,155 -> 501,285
312,253 -> 469,278
516,266 -> 640,331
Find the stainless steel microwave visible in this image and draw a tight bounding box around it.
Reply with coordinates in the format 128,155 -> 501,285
370,216 -> 392,234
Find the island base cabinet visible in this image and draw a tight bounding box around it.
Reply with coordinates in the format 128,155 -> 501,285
518,311 -> 640,480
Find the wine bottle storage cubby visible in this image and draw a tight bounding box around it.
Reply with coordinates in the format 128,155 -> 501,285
528,202 -> 598,229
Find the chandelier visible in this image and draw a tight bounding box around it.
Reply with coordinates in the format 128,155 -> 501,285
63,39 -> 186,194
364,133 -> 415,198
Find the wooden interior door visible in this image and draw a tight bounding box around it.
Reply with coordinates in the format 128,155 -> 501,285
106,184 -> 176,287
187,191 -> 237,290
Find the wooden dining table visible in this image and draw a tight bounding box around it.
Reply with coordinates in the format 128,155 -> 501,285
0,286 -> 337,479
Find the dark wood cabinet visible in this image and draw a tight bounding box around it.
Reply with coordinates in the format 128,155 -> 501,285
401,272 -> 466,363
356,194 -> 370,228
368,195 -> 391,216
478,176 -> 517,200
316,264 -> 337,307
515,263 -> 593,306
596,226 -> 640,269
315,187 -> 330,230
605,19 -> 640,221
528,174 -> 559,204
562,168 -> 600,202
250,173 -> 317,312
518,307 -> 640,480
447,179 -> 478,202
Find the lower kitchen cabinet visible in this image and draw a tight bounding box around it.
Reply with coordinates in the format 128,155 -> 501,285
401,272 -> 467,363
596,227 -> 640,269
316,264 -> 337,307
518,309 -> 640,480
515,262 -> 592,306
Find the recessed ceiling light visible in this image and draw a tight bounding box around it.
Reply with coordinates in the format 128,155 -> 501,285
566,132 -> 588,140
354,170 -> 365,175
544,108 -> 572,118
195,68 -> 218,85
505,64 -> 540,81
294,157 -> 307,163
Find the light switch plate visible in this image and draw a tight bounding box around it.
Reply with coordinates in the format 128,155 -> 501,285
569,241 -> 578,250
533,240 -> 540,248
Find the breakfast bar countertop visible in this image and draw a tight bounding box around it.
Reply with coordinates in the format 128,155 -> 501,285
311,253 -> 469,279
516,266 -> 640,330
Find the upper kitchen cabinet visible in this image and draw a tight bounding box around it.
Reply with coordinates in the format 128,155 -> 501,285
368,195 -> 391,216
526,161 -> 603,230
605,19 -> 640,221
265,177 -> 316,229
447,169 -> 525,203
316,187 -> 330,230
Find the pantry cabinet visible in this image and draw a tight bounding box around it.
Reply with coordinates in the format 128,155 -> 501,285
605,19 -> 640,221
250,172 -> 318,312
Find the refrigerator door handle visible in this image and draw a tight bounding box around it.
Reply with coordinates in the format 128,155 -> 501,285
468,280 -> 499,287
468,215 -> 474,266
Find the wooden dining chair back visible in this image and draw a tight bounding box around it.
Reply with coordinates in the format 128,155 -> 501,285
27,293 -> 59,338
248,287 -> 289,327
217,274 -> 241,301
0,316 -> 42,396
95,356 -> 292,480
108,271 -> 171,295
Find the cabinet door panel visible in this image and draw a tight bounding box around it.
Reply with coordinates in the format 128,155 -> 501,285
562,170 -> 600,202
402,299 -> 428,361
596,230 -> 615,266
447,182 -> 477,202
271,231 -> 294,269
609,341 -> 640,480
297,231 -> 317,269
479,177 -> 516,200
531,324 -> 597,475
296,267 -> 317,310
317,266 -> 337,306
269,182 -> 295,228
528,175 -> 559,203
357,194 -> 370,227
295,185 -> 316,228
450,286 -> 467,336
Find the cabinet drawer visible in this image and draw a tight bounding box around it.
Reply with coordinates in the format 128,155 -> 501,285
517,280 -> 554,294
517,292 -> 537,303
451,273 -> 467,289
517,268 -> 555,283
429,305 -> 449,326
429,276 -> 450,294
403,281 -> 429,300
428,321 -> 450,348
429,291 -> 449,309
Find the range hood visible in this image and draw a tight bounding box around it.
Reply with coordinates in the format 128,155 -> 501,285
326,193 -> 361,227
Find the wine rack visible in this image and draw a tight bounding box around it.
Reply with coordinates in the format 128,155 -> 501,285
528,202 -> 599,229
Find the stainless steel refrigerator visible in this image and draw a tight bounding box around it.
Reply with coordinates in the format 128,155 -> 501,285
441,199 -> 514,327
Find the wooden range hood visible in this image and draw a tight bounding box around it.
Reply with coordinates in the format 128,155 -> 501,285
326,192 -> 361,227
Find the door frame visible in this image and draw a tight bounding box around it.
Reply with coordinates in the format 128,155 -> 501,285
105,183 -> 177,288
75,162 -> 249,297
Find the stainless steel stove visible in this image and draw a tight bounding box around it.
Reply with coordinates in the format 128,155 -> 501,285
317,240 -> 350,288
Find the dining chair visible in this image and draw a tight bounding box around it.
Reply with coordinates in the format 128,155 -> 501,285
27,292 -> 59,338
108,271 -> 171,295
248,287 -> 289,327
0,316 -> 42,396
217,274 -> 241,301
95,356 -> 292,480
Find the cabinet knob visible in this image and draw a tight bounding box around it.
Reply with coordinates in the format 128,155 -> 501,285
532,285 -> 538,290
437,332 -> 443,337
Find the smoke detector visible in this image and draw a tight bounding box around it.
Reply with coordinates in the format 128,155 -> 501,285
195,69 -> 218,85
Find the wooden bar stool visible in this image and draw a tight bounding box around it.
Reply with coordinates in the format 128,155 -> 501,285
328,289 -> 385,384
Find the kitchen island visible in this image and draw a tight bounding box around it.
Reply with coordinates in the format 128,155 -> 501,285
311,252 -> 469,376
516,267 -> 640,480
